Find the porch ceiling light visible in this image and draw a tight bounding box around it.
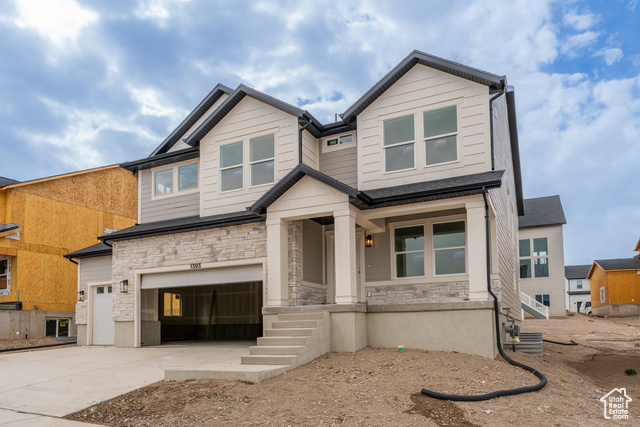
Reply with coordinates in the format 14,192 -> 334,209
77,290 -> 85,302
365,234 -> 373,248
120,279 -> 129,294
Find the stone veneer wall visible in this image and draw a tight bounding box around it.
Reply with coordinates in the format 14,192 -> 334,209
365,281 -> 469,305
112,221 -> 267,322
287,221 -> 326,305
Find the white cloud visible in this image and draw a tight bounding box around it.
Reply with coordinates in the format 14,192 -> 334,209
596,47 -> 624,65
12,0 -> 98,45
134,0 -> 191,25
129,87 -> 187,121
560,31 -> 599,57
563,10 -> 599,31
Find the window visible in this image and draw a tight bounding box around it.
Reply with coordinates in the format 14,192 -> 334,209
45,319 -> 70,338
600,287 -> 606,304
519,238 -> 549,278
577,280 -> 583,290
423,106 -> 458,166
326,134 -> 353,147
0,258 -> 9,295
433,221 -> 466,275
164,293 -> 182,316
394,225 -> 425,278
250,134 -> 275,186
220,141 -> 244,192
154,162 -> 198,196
384,115 -> 415,172
535,294 -> 550,307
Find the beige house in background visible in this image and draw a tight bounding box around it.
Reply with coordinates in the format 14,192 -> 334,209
68,50 -> 536,365
518,196 -> 567,317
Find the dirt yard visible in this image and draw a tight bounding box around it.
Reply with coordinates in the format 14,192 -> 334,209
66,314 -> 639,426
0,336 -> 63,351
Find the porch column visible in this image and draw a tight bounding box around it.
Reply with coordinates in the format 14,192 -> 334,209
466,201 -> 489,301
334,209 -> 358,304
266,217 -> 289,306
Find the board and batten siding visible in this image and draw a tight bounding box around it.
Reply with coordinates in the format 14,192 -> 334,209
319,144 -> 358,188
200,96 -> 299,216
139,169 -> 200,223
167,94 -> 230,153
357,64 -> 491,191
302,219 -> 323,284
487,95 -> 521,320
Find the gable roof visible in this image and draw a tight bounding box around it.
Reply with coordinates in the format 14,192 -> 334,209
518,195 -> 566,229
64,242 -> 112,259
150,84 -> 233,156
593,258 -> 640,272
565,264 -> 592,280
340,50 -> 506,124
635,237 -> 640,252
0,177 -> 20,188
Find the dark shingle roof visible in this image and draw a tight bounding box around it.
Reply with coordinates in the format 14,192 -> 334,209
65,242 -> 112,259
518,195 -> 566,229
100,211 -> 264,242
594,258 -> 640,271
565,265 -> 592,279
0,177 -> 20,188
121,147 -> 199,173
0,223 -> 20,234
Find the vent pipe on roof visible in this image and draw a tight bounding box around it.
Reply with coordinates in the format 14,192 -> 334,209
298,116 -> 313,165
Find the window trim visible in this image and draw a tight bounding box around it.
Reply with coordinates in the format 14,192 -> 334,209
151,159 -> 200,200
576,280 -> 583,290
535,293 -> 550,307
249,135 -> 275,188
382,114 -> 416,174
219,141 -> 244,194
392,224 -> 426,279
0,257 -> 10,295
518,237 -> 549,279
422,104 -> 460,168
432,219 -> 467,276
323,132 -> 355,153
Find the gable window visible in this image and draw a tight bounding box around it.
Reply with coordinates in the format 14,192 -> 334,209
394,225 -> 425,278
433,221 -> 466,275
326,134 -> 353,147
0,258 -> 10,295
250,134 -> 275,187
384,115 -> 415,172
535,294 -> 550,307
163,293 -> 182,316
576,280 -> 583,290
153,161 -> 199,196
220,141 -> 244,192
519,238 -> 549,278
424,106 -> 458,166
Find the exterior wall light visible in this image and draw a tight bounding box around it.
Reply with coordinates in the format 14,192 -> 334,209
77,290 -> 85,302
365,234 -> 373,248
120,279 -> 129,294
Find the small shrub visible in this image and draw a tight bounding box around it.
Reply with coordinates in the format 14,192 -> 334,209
624,368 -> 637,376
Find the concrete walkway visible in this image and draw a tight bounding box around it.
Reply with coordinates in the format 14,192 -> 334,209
0,341 -> 255,423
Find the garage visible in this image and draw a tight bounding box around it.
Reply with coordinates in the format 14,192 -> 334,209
93,285 -> 115,345
140,265 -> 263,343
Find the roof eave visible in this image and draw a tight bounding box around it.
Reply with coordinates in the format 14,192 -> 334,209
120,147 -> 200,173
505,87 -> 525,216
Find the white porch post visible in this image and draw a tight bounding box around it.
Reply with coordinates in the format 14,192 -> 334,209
266,217 -> 289,306
466,200 -> 489,301
334,208 -> 358,304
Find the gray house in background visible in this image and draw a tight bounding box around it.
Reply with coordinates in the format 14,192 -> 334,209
565,264 -> 592,313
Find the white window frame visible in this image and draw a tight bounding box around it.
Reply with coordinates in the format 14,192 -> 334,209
576,279 -> 583,290
0,257 -> 10,295
535,293 -> 550,307
432,219 -> 467,276
323,133 -> 355,153
383,114 -> 416,174
151,159 -> 200,200
219,141 -> 244,193
391,224 -> 426,279
249,135 -> 275,188
422,105 -> 460,168
519,238 -> 549,279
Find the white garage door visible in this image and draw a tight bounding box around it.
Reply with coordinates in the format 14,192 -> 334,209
93,285 -> 114,345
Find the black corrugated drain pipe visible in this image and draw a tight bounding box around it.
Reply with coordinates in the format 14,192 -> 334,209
421,188 -> 547,401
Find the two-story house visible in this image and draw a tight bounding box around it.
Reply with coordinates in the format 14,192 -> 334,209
68,51 -> 526,360
565,264 -> 591,313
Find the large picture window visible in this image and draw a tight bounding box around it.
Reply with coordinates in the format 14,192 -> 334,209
384,115 -> 415,172
424,106 -> 458,166
250,134 -> 275,186
153,162 -> 198,196
433,221 -> 466,275
0,258 -> 9,295
394,225 -> 425,278
519,238 -> 549,278
220,141 -> 244,192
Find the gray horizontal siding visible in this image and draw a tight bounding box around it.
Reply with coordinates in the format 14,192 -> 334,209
364,220 -> 391,282
79,256 -> 112,286
140,169 -> 200,223
319,145 -> 357,188
303,220 -> 323,283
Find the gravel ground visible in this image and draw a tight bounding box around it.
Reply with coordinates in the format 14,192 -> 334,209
66,314 -> 639,426
0,336 -> 63,351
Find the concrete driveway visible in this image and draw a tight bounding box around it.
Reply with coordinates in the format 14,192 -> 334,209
0,341 -> 253,424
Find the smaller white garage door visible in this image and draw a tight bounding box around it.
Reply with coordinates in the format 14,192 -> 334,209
93,285 -> 115,345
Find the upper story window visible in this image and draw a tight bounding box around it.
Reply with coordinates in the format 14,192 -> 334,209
576,280 -> 583,289
433,221 -> 466,275
220,141 -> 243,192
424,106 -> 458,166
250,134 -> 275,187
519,238 -> 549,279
0,258 -> 10,295
153,161 -> 199,197
326,134 -> 353,147
384,115 -> 415,172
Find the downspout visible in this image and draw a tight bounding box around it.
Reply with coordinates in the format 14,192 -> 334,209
489,86 -> 506,171
68,258 -> 78,265
298,115 -> 313,165
421,187 -> 547,401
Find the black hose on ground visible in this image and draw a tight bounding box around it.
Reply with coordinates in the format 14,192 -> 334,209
543,339 -> 578,346
0,340 -> 77,353
421,189 -> 547,401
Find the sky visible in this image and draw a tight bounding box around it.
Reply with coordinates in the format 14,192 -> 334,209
0,0 -> 638,265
